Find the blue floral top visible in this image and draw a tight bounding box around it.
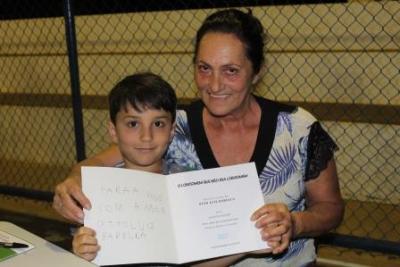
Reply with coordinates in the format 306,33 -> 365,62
165,96 -> 337,267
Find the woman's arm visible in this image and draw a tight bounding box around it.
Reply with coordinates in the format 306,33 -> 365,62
53,144 -> 122,223
291,158 -> 344,238
251,159 -> 344,254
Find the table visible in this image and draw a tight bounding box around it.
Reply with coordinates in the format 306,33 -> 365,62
0,221 -> 97,267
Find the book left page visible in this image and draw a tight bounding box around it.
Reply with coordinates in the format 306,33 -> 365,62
0,230 -> 34,262
82,167 -> 177,266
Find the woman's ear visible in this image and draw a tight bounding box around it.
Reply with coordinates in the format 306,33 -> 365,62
108,121 -> 119,144
252,65 -> 265,85
252,74 -> 260,85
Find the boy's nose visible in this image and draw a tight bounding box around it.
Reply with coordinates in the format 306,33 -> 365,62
140,127 -> 153,141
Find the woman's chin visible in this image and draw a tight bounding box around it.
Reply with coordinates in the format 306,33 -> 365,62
204,106 -> 232,117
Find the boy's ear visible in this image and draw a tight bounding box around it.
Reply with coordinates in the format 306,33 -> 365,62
169,122 -> 176,143
108,121 -> 119,144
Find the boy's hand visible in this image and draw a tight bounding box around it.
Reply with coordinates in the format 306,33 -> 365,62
72,227 -> 100,261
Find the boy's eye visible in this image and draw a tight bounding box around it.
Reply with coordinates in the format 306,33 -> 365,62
127,121 -> 139,128
154,121 -> 165,128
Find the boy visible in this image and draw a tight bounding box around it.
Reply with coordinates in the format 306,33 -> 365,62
72,72 -> 177,261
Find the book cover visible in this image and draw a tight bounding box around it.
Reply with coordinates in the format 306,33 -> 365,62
83,162 -> 267,266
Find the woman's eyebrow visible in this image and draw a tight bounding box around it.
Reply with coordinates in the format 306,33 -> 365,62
196,60 -> 210,65
222,63 -> 241,68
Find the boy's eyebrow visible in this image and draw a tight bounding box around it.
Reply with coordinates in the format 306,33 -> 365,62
121,114 -> 172,119
154,115 -> 173,120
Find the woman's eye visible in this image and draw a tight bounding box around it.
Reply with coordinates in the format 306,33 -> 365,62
127,121 -> 138,128
197,64 -> 210,73
225,68 -> 239,75
154,121 -> 165,128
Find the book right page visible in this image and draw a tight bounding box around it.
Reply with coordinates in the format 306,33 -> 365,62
167,162 -> 267,264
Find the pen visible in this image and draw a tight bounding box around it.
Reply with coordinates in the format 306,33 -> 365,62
0,241 -> 29,248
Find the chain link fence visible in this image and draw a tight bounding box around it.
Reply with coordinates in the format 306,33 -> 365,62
1,0 -> 399,258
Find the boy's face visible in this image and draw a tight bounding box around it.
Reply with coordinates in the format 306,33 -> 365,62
108,103 -> 175,173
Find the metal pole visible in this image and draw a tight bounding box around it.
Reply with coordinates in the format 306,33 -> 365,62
63,0 -> 86,161
319,233 -> 400,256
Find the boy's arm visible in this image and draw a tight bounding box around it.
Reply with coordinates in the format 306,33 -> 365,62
53,145 -> 122,223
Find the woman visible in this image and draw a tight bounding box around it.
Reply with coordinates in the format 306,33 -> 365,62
54,9 -> 344,266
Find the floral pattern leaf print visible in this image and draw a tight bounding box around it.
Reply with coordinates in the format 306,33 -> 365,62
298,135 -> 308,177
265,238 -> 307,263
260,144 -> 298,195
165,111 -> 202,170
276,112 -> 293,136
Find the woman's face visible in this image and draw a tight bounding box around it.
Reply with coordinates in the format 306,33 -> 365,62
194,32 -> 258,117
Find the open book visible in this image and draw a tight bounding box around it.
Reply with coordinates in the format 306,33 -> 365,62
0,230 -> 34,262
83,162 -> 267,266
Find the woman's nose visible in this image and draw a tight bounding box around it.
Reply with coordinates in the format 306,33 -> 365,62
209,73 -> 221,92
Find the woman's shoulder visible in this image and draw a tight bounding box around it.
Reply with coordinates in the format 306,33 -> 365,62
291,106 -> 318,125
255,95 -> 295,114
256,96 -> 318,125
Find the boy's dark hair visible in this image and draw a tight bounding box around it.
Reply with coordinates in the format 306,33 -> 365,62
194,9 -> 265,74
108,72 -> 177,124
